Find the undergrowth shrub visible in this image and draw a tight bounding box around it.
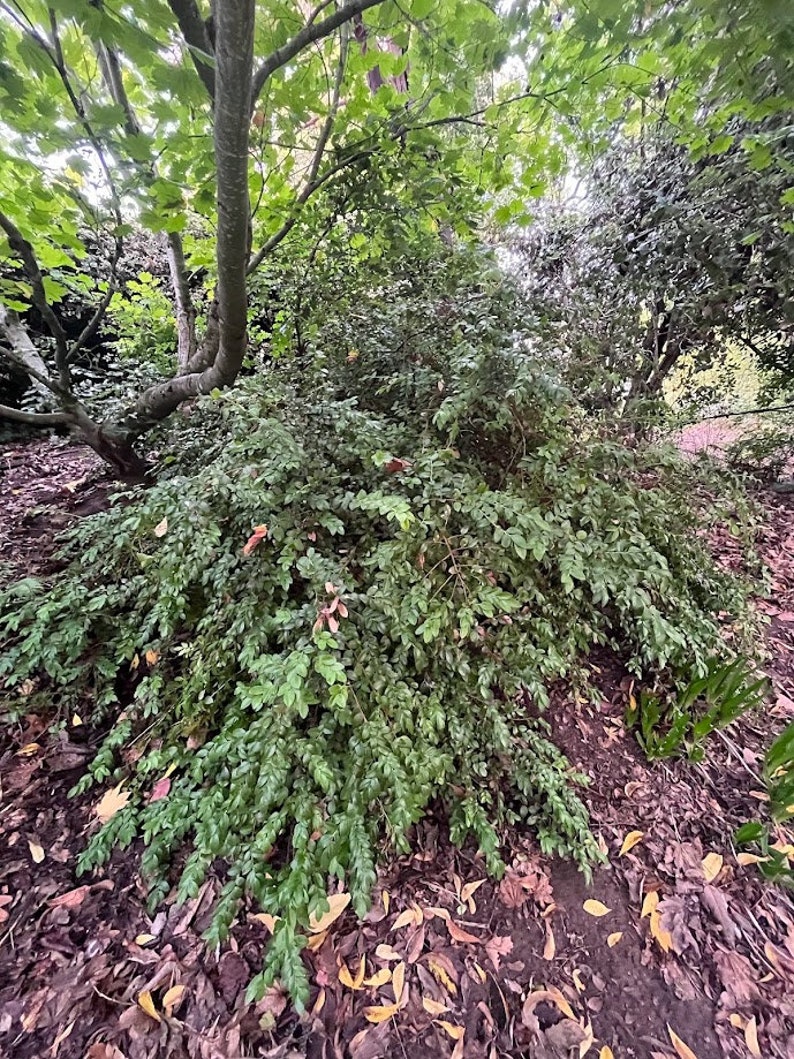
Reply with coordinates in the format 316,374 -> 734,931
0,260 -> 755,1003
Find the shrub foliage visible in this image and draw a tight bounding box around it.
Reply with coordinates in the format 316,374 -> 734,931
0,257 -> 752,1002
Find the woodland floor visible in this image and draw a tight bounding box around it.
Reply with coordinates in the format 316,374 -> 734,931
1,437 -> 794,1059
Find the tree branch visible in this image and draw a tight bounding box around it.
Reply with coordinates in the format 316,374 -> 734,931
0,403 -> 72,426
166,0 -> 216,100
166,231 -> 198,371
248,25 -> 349,274
0,211 -> 70,386
252,0 -> 385,104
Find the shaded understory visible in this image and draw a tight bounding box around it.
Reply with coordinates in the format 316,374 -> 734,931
1,436 -> 793,1059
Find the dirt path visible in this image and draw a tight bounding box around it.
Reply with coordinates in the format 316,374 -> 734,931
1,438 -> 793,1059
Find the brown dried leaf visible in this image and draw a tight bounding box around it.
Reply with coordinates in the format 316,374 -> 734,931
446,919 -> 480,944
50,886 -> 90,910
485,935 -> 513,973
543,924 -> 556,961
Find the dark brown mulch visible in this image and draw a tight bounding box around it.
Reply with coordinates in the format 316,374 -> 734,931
1,437 -> 793,1059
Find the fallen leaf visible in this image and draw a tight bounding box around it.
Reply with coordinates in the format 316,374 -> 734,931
745,1016 -> 761,1058
641,890 -> 660,917
153,517 -> 168,538
426,954 -> 458,994
306,930 -> 328,951
461,879 -> 485,906
144,649 -> 159,666
701,852 -> 723,883
583,899 -> 611,917
547,985 -> 576,1020
667,1024 -> 698,1059
162,984 -> 186,1016
729,1013 -> 747,1030
28,840 -> 45,864
242,524 -> 268,555
437,1021 -> 464,1041
252,912 -> 279,933
619,830 -> 645,856
572,969 -> 585,993
392,962 -> 406,1004
446,919 -> 480,944
472,961 -> 487,983
422,997 -> 450,1016
312,988 -> 326,1016
50,886 -> 90,910
308,892 -> 350,933
339,956 -> 366,990
543,924 -> 556,960
134,933 -> 157,946
600,1048 -> 614,1059
363,1002 -> 399,1023
96,783 -> 131,824
375,943 -> 402,961
649,908 -> 673,953
382,890 -> 390,914
485,934 -> 513,972
149,776 -> 171,803
17,742 -> 41,756
392,908 -> 418,930
607,932 -> 623,947
363,968 -> 391,987
137,991 -> 161,1023
71,714 -> 83,727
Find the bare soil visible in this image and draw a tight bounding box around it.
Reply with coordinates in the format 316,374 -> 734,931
1,437 -> 793,1059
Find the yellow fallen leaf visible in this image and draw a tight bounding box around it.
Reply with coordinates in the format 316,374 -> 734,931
363,968 -> 391,987
363,1002 -> 400,1024
543,924 -> 556,960
162,984 -> 186,1016
599,1048 -> 614,1059
472,961 -> 487,983
607,932 -> 623,947
649,909 -> 673,953
392,962 -> 406,1005
619,830 -> 644,856
251,912 -> 279,933
422,997 -> 450,1015
427,955 -> 457,994
17,743 -> 41,756
339,955 -> 366,990
137,990 -> 161,1022
438,1021 -> 464,1041
28,841 -> 45,864
392,908 -> 417,930
701,852 -> 723,883
144,649 -> 159,666
583,899 -> 611,917
667,1023 -> 698,1059
153,517 -> 168,537
306,930 -> 328,951
736,853 -> 768,866
71,714 -> 83,727
572,969 -> 585,993
460,879 -> 485,903
547,985 -> 576,1020
312,988 -> 326,1016
96,783 -> 131,825
745,1015 -> 761,1058
308,892 -> 350,933
729,1013 -> 747,1030
382,890 -> 390,915
134,933 -> 156,946
641,890 -> 660,917
375,943 -> 402,961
